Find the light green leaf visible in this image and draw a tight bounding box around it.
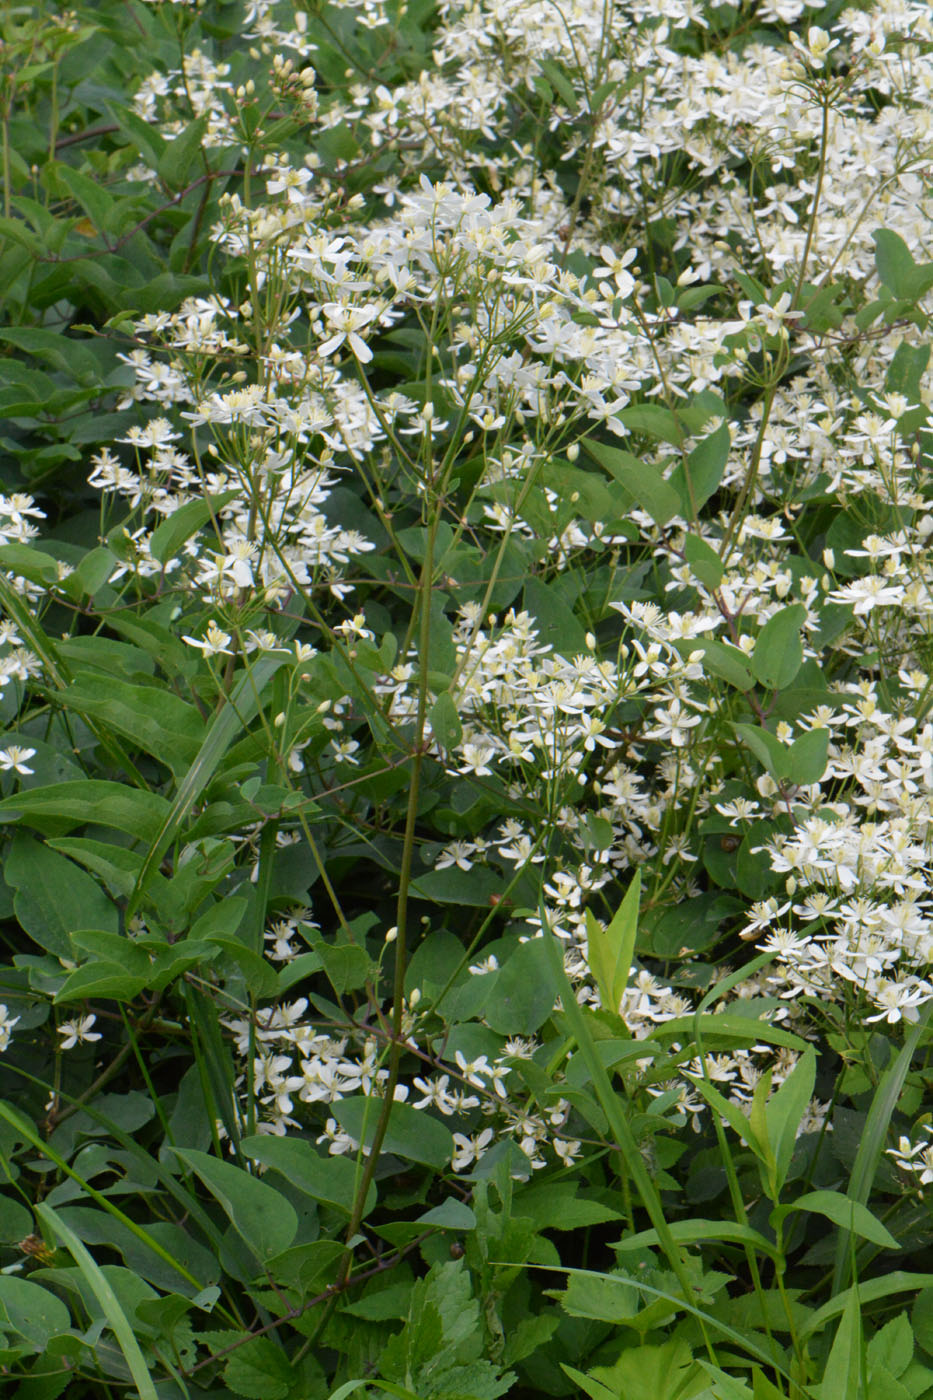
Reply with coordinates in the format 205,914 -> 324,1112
0,782 -> 170,841
765,1046 -> 816,1194
127,655 -> 287,916
774,1190 -> 900,1251
585,869 -> 640,1014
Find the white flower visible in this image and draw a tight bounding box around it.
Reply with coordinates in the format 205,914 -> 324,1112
0,746 -> 35,775
0,1004 -> 20,1052
451,1127 -> 494,1171
182,620 -> 234,657
58,1015 -> 102,1050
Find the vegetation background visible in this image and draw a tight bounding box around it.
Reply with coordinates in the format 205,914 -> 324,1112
2,0 -> 933,1396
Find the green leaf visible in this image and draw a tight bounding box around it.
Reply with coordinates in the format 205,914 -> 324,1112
584,438 -> 681,526
675,637 -> 754,691
332,1097 -> 453,1168
157,116 -> 209,190
583,1338 -> 703,1400
616,404 -> 683,445
784,727 -> 829,785
765,1047 -> 816,1194
816,1281 -> 864,1400
614,1218 -> 781,1263
585,869 -> 640,1014
835,1008 -> 933,1293
63,674 -> 205,777
868,1315 -> 914,1381
224,1336 -> 294,1400
669,423 -> 731,516
874,229 -> 921,299
241,1134 -> 377,1219
774,1190 -> 900,1251
429,690 -> 463,750
751,604 -> 805,690
684,533 -> 724,590
5,833 -> 117,958
149,489 -> 239,566
0,782 -> 170,841
0,543 -> 61,587
127,655 -> 287,917
483,936 -> 560,1034
36,1203 -> 159,1400
0,1275 -> 71,1352
170,1148 -> 298,1263
733,723 -> 790,781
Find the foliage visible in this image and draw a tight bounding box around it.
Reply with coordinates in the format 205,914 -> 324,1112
2,0 -> 933,1396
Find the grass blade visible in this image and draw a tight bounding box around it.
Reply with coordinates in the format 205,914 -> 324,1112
37,1201 -> 160,1400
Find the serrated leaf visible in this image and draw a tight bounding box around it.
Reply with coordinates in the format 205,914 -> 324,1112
224,1336 -> 294,1400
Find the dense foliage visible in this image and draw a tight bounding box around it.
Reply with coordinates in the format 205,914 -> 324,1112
3,0 -> 933,1395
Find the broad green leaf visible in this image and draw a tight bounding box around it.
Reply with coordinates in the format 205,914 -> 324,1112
429,690 -> 463,749
816,1280 -> 864,1400
785,727 -> 829,785
874,229 -> 925,299
223,1336 -> 295,1400
0,542 -> 61,586
751,604 -> 805,690
523,575 -> 587,655
684,532 -> 724,590
149,489 -> 239,566
773,1190 -> 899,1251
242,1135 -> 376,1218
867,1314 -> 914,1380
616,404 -> 683,445
332,1097 -> 453,1168
0,782 -> 170,841
0,1274 -> 71,1352
675,637 -> 754,691
835,1008 -> 933,1293
483,936 -> 561,1034
733,723 -> 790,781
585,869 -> 640,1014
63,673 -> 205,777
584,438 -> 682,526
803,1274 -> 933,1343
5,833 -> 117,958
614,1218 -> 781,1263
410,865 -> 502,907
170,1148 -> 298,1262
583,1337 -> 704,1400
669,423 -> 731,517
416,1199 -> 476,1230
157,115 -> 209,190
